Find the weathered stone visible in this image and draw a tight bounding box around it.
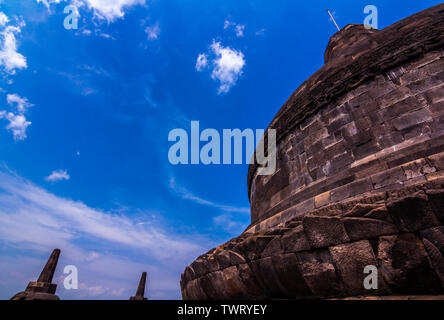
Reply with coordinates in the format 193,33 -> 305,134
427,189 -> 444,222
297,249 -> 344,297
343,217 -> 398,241
387,191 -> 440,232
271,253 -> 312,298
251,258 -> 288,298
329,240 -> 390,296
303,216 -> 350,249
232,235 -> 275,261
377,234 -> 442,294
215,250 -> 246,269
261,236 -> 283,258
428,152 -> 444,170
422,238 -> 444,287
420,227 -> 444,254
343,203 -> 381,218
281,225 -> 311,253
221,266 -> 249,299
236,263 -> 264,298
371,167 -> 405,190
364,206 -> 392,222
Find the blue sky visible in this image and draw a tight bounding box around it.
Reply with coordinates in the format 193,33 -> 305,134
0,0 -> 440,299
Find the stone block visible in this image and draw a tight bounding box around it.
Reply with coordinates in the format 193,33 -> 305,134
371,166 -> 405,190
428,152 -> 444,170
380,97 -> 420,121
303,216 -> 350,249
402,158 -> 436,180
315,191 -> 331,208
377,234 -> 442,294
281,225 -> 311,253
329,240 -> 390,296
392,109 -> 433,131
255,257 -> 289,298
386,191 -> 440,232
221,266 -> 249,299
297,249 -> 344,297
215,250 -> 246,269
424,85 -> 444,104
271,253 -> 312,298
236,263 -> 264,298
427,189 -> 444,222
342,217 -> 398,241
348,178 -> 374,197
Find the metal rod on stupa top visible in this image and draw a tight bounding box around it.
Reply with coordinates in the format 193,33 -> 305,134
37,248 -> 61,283
327,9 -> 341,31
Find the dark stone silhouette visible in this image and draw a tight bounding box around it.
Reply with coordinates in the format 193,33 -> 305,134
130,272 -> 148,300
11,249 -> 61,300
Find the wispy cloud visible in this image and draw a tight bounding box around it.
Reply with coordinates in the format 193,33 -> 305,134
45,169 -> 70,182
0,168 -> 206,298
255,28 -> 266,36
213,213 -> 247,235
145,22 -> 160,40
195,53 -> 208,71
6,93 -> 33,113
169,177 -> 250,214
224,20 -> 245,37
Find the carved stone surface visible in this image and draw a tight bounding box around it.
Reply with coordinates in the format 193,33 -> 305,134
181,4 -> 444,300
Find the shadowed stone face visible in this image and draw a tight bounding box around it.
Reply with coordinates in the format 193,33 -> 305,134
130,272 -> 148,300
10,249 -> 61,300
181,3 -> 444,300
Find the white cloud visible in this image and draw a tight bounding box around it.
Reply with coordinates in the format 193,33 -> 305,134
0,14 -> 27,75
35,0 -> 145,22
7,93 -> 33,113
235,24 -> 245,37
0,111 -> 31,141
196,41 -> 245,93
209,41 -> 245,94
0,12 -> 9,26
0,94 -> 33,141
84,0 -> 145,22
224,20 -> 245,37
195,53 -> 208,71
224,20 -> 233,29
45,170 -> 71,182
36,0 -> 64,10
145,22 -> 160,40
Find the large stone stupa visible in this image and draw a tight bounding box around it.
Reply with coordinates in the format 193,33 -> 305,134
181,4 -> 444,299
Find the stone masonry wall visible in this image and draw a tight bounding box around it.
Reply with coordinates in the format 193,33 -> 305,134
249,49 -> 444,232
